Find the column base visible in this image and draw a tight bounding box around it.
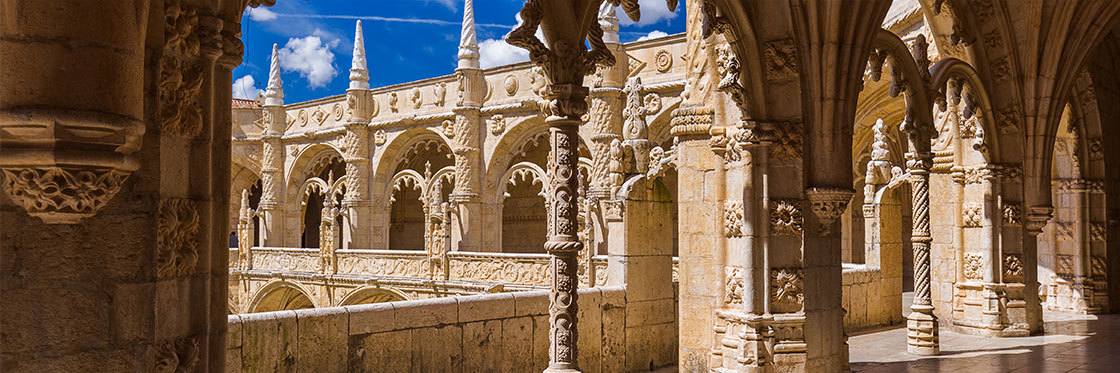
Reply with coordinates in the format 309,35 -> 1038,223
906,305 -> 939,356
544,367 -> 581,373
1045,275 -> 1108,314
950,282 -> 1032,337
714,309 -> 807,372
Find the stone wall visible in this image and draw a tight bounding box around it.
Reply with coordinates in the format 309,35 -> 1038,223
227,286 -> 677,372
841,264 -> 900,331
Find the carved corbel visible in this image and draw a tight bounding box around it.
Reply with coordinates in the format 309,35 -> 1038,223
805,187 -> 854,236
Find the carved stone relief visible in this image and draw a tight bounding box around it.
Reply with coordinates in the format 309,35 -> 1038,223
654,49 -> 673,72
1054,223 -> 1075,241
644,93 -> 662,113
1090,256 -> 1107,280
389,92 -> 399,112
997,106 -> 1021,134
724,267 -> 743,305
963,203 -> 984,227
1002,203 -> 1022,226
157,198 -> 200,279
1,168 -> 130,224
374,129 -> 387,146
434,82 -> 447,106
1056,254 -> 1075,276
723,200 -> 744,238
153,336 -> 200,373
770,199 -> 803,237
1004,254 -> 1023,282
441,119 -> 455,138
410,87 -> 423,109
487,114 -> 506,135
504,75 -> 519,96
963,253 -> 983,280
770,268 -> 804,308
762,39 -> 798,81
1089,223 -> 1106,242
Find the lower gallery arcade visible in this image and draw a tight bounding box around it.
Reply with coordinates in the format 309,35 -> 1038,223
1,0 -> 1118,371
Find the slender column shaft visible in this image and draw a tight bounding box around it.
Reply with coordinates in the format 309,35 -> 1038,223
907,150 -> 939,355
545,111 -> 582,371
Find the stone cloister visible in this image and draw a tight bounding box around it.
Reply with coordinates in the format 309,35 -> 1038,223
2,0 -> 1119,371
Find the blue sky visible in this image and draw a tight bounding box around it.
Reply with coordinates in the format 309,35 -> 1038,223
232,0 -> 685,103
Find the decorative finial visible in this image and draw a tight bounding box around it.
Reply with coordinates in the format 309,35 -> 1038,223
349,20 -> 369,90
239,189 -> 251,219
265,43 -> 284,106
457,0 -> 480,69
599,2 -> 620,45
871,118 -> 889,161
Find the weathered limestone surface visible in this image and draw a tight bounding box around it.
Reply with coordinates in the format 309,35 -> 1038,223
228,286 -> 667,372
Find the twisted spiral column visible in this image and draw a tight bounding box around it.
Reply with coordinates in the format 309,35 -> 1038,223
906,152 -> 939,355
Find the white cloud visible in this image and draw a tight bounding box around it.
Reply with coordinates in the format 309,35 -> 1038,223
232,75 -> 264,100
636,30 -> 668,42
245,7 -> 277,22
617,0 -> 679,26
278,33 -> 340,88
478,14 -> 545,69
424,0 -> 457,12
478,38 -> 529,69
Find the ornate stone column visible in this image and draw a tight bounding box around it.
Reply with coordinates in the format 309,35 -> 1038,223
343,21 -> 373,250
259,44 -> 287,247
505,1 -> 632,370
905,148 -> 939,355
1022,206 -> 1052,332
238,189 -> 255,270
587,3 -> 626,199
452,0 -> 485,252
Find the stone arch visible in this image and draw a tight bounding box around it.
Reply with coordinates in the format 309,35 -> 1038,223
371,128 -> 453,249
248,280 -> 319,313
484,115 -> 592,206
337,286 -> 410,306
498,161 -> 548,254
282,144 -> 346,247
648,98 -> 682,146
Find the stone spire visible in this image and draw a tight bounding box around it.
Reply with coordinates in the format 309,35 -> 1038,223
457,0 -> 480,69
349,20 -> 369,90
264,43 -> 284,106
599,2 -> 620,45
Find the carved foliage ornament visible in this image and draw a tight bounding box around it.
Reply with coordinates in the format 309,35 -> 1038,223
770,268 -> 804,308
153,336 -> 200,373
963,253 -> 983,280
805,188 -> 853,236
157,198 -> 200,279
488,114 -> 506,135
724,267 -> 743,305
770,199 -> 803,237
1004,254 -> 1023,281
763,39 -> 798,81
161,0 -> 203,137
2,167 -> 130,224
723,200 -> 744,238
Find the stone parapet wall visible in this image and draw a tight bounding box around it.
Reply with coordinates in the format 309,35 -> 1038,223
228,286 -> 675,372
841,264 -> 899,331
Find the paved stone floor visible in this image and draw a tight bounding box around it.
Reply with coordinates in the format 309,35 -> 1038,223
850,294 -> 1120,372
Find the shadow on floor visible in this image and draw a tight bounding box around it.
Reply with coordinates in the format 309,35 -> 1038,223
850,314 -> 1120,373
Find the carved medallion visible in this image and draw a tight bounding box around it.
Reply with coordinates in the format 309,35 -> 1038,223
644,93 -> 662,113
654,49 -> 673,72
770,199 -> 803,237
410,87 -> 422,109
441,119 -> 455,138
1004,254 -> 1023,281
504,75 -> 519,96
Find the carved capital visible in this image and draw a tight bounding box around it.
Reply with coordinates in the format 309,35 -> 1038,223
805,187 -> 854,236
1024,206 -> 1053,236
1,167 -> 130,224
